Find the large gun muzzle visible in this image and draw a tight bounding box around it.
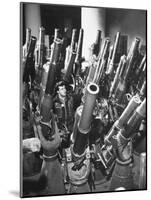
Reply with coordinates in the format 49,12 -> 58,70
104,94 -> 141,145
121,98 -> 146,139
73,82 -> 99,156
102,97 -> 145,165
112,98 -> 146,162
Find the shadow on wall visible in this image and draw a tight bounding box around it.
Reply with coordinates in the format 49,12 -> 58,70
22,3 -> 81,45
106,8 -> 146,48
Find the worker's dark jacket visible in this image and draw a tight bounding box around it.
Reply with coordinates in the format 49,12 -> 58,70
53,94 -> 74,133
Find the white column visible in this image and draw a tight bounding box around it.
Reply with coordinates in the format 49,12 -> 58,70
81,7 -> 106,60
24,3 -> 41,39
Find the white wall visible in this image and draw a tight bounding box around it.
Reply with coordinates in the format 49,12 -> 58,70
81,7 -> 106,60
24,3 -> 41,39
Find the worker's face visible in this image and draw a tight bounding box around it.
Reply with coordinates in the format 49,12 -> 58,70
58,85 -> 66,97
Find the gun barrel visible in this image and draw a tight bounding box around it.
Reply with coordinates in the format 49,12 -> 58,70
112,32 -> 121,63
61,28 -> 69,59
63,50 -> 76,83
50,38 -> 62,64
93,38 -> 110,83
39,27 -> 45,46
75,28 -> 84,63
115,35 -> 128,64
27,36 -> 37,56
40,94 -> 53,122
73,82 -> 99,156
106,32 -> 121,77
95,30 -> 101,45
23,36 -> 37,83
25,28 -> 31,46
79,83 -> 99,131
137,62 -> 146,91
135,55 -> 146,77
124,37 -> 141,81
140,80 -> 146,96
122,98 -> 146,139
74,28 -> 84,76
118,95 -> 141,128
54,28 -> 60,40
39,62 -> 50,103
106,45 -> 113,68
106,98 -> 146,162
86,63 -> 97,85
40,94 -> 55,141
37,27 -> 45,68
45,38 -> 63,95
110,55 -> 127,96
63,29 -> 78,82
104,95 -> 141,145
127,37 -> 140,60
70,29 -> 77,51
92,30 -> 102,57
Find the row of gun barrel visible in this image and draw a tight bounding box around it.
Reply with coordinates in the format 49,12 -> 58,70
22,26 -> 146,195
